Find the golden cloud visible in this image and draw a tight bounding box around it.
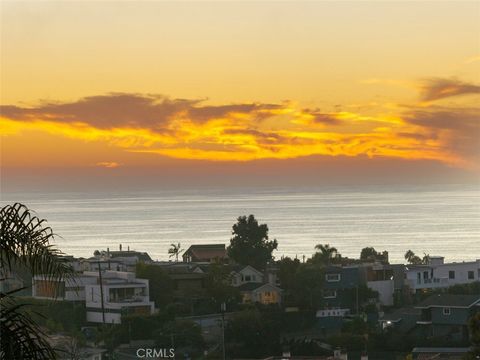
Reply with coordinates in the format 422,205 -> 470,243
0,91 -> 478,169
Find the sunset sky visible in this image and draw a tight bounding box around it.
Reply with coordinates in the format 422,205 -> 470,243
1,1 -> 479,191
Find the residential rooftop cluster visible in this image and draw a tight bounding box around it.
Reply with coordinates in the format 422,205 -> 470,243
3,239 -> 480,360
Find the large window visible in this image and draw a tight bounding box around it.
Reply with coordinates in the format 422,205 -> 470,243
325,273 -> 341,282
323,289 -> 337,298
449,271 -> 455,279
468,271 -> 474,280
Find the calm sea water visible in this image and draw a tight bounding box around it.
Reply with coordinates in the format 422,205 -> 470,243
2,185 -> 479,264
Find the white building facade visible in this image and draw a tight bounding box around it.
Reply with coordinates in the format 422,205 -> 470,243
405,257 -> 480,293
32,271 -> 155,324
85,271 -> 155,324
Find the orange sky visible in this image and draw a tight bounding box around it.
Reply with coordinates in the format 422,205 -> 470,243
1,1 -> 479,190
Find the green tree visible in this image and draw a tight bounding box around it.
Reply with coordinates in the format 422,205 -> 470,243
311,243 -> 339,265
290,263 -> 324,310
360,247 -> 388,263
1,203 -> 73,359
135,263 -> 174,309
225,309 -> 281,358
204,263 -> 240,309
227,215 -> 278,269
404,250 -> 429,265
168,242 -> 183,262
468,312 -> 480,357
277,257 -> 301,304
154,319 -> 204,357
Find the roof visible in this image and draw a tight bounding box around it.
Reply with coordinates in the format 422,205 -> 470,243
231,264 -> 264,275
380,306 -> 421,322
184,244 -> 227,261
109,251 -> 152,262
412,347 -> 472,354
415,294 -> 480,309
238,282 -> 281,292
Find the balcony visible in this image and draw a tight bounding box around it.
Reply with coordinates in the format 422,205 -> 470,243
410,277 -> 450,289
108,287 -> 147,304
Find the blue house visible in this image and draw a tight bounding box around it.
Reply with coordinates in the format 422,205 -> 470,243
414,294 -> 480,342
322,265 -> 365,312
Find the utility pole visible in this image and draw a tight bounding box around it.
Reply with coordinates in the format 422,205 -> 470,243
98,261 -> 106,324
221,302 -> 226,360
356,285 -> 359,315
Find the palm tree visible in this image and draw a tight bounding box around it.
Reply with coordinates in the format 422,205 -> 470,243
404,249 -> 426,265
313,244 -> 338,265
1,203 -> 73,360
168,242 -> 183,262
404,250 -> 415,263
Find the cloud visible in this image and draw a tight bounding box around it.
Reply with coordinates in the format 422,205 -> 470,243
1,91 -> 478,169
402,107 -> 480,165
0,93 -> 281,132
302,108 -> 342,125
419,78 -> 480,102
96,161 -> 121,168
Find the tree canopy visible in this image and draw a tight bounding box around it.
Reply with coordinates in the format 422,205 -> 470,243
227,215 -> 278,269
310,244 -> 340,266
360,247 -> 388,263
404,250 -> 429,265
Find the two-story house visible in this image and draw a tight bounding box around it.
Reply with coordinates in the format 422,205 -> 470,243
405,257 -> 480,293
33,271 -> 155,324
231,265 -> 282,305
413,294 -> 480,342
85,271 -> 155,324
322,265 -> 367,312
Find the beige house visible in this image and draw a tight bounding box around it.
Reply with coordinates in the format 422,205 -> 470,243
238,282 -> 282,305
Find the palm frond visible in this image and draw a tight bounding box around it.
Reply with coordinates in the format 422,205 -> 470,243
0,203 -> 74,282
0,291 -> 57,359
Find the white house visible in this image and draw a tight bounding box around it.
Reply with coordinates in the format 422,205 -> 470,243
231,265 -> 264,287
33,271 -> 155,324
85,271 -> 155,324
405,257 -> 480,293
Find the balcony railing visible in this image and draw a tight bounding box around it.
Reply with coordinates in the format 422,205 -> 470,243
410,277 -> 450,288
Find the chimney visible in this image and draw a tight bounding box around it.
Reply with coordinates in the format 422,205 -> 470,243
119,244 -> 122,251
128,245 -> 130,252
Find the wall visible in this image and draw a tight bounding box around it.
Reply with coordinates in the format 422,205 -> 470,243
367,279 -> 394,306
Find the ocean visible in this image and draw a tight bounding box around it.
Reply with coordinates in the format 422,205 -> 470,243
2,184 -> 479,264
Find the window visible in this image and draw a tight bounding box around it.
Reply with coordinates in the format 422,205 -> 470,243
326,273 -> 341,282
449,271 -> 455,279
323,289 -> 337,298
245,275 -> 251,281
423,271 -> 429,279
468,271 -> 474,280
443,307 -> 451,315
